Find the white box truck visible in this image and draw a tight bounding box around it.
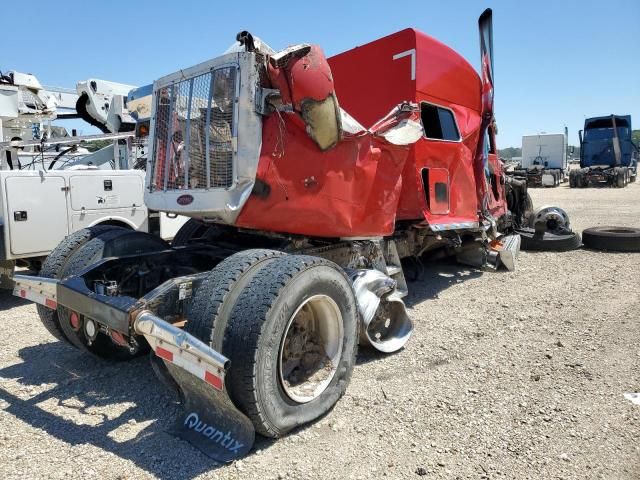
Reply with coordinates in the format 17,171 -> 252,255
511,132 -> 568,187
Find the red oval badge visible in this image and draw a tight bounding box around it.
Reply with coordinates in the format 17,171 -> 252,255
177,194 -> 194,206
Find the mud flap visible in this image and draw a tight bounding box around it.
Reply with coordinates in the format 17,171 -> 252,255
165,362 -> 255,462
135,311 -> 255,462
456,234 -> 520,271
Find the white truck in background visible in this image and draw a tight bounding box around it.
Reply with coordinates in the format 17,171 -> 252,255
0,167 -> 147,268
0,70 -> 186,277
510,131 -> 569,187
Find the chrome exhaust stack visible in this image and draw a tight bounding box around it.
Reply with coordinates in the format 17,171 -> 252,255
350,269 -> 414,353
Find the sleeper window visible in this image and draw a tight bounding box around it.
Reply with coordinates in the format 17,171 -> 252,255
421,103 -> 460,141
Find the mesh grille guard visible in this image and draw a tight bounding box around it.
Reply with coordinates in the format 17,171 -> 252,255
150,67 -> 238,191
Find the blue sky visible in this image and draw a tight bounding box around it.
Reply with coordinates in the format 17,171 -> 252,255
4,0 -> 639,148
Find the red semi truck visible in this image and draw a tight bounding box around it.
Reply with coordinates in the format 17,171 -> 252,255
14,10 -> 533,461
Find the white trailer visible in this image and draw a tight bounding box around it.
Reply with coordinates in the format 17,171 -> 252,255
512,133 -> 568,187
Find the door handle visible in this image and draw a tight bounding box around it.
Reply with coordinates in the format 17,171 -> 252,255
13,211 -> 27,221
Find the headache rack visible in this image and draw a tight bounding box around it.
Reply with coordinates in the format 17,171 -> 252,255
149,66 -> 238,191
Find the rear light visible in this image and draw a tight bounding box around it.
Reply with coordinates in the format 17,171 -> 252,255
69,311 -> 81,330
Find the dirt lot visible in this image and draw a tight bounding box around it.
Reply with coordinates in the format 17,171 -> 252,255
0,182 -> 638,480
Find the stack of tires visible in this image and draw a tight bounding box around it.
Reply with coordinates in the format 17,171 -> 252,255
516,204 -> 581,252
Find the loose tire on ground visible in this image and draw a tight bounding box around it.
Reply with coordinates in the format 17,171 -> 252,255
57,229 -> 169,359
221,255 -> 358,438
185,248 -> 286,352
36,225 -> 127,344
582,226 -> 640,252
569,171 -> 577,188
517,228 -> 582,252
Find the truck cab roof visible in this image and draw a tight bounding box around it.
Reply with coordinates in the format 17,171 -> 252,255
328,28 -> 481,129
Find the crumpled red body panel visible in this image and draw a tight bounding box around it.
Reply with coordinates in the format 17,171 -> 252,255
235,114 -> 410,237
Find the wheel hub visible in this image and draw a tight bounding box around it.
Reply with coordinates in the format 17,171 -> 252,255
279,295 -> 343,403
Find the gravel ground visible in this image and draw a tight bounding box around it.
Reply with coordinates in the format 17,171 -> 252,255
0,182 -> 638,480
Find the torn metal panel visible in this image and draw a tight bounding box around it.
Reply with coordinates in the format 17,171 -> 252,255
236,99 -> 422,237
377,118 -> 423,146
269,44 -> 312,69
340,109 -> 366,135
267,44 -> 343,151
491,234 -> 520,271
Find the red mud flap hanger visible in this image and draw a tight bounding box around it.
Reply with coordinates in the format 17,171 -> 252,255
133,312 -> 255,462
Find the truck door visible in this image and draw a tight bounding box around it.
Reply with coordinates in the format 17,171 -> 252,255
5,174 -> 69,256
414,102 -> 479,226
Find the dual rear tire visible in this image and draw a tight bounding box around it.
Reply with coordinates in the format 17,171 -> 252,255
615,167 -> 627,188
39,222 -> 360,436
185,251 -> 358,438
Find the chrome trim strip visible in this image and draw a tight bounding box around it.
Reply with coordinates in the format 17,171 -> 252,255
429,221 -> 480,232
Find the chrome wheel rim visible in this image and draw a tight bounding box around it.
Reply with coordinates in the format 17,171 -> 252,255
278,294 -> 343,403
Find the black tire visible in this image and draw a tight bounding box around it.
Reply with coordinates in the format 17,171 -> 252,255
185,248 -> 286,352
36,225 -> 126,343
222,255 -> 358,438
569,171 -> 576,188
521,193 -> 534,225
517,228 -> 582,252
172,218 -> 217,247
57,229 -> 169,359
582,226 -> 640,252
577,171 -> 586,188
616,168 -> 625,188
